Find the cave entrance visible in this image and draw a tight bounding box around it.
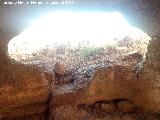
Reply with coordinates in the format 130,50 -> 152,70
8,11 -> 151,73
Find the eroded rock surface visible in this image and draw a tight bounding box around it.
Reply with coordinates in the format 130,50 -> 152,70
0,0 -> 160,120
78,65 -> 135,105
0,63 -> 52,119
133,36 -> 160,113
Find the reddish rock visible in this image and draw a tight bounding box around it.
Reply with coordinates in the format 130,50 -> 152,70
133,37 -> 160,112
3,112 -> 46,120
0,0 -> 160,120
0,63 -> 51,119
78,65 -> 135,105
101,103 -> 116,113
50,84 -> 81,107
117,101 -> 133,113
2,105 -> 47,119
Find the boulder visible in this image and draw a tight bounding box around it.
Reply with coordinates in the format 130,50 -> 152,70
78,65 -> 135,105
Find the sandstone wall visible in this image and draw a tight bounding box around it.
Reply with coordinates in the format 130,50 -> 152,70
0,0 -> 160,119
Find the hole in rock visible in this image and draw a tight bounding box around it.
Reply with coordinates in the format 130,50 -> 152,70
8,11 -> 151,74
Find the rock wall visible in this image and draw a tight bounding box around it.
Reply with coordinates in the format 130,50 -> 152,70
134,35 -> 160,112
0,62 -> 52,119
0,0 -> 160,119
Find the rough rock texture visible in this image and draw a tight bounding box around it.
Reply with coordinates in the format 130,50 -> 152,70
78,65 -> 135,105
0,62 -> 52,119
133,36 -> 160,113
0,0 -> 160,120
54,62 -> 65,76
3,112 -> 47,120
117,101 -> 133,113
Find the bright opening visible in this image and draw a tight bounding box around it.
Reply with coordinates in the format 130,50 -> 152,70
8,11 -> 151,72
